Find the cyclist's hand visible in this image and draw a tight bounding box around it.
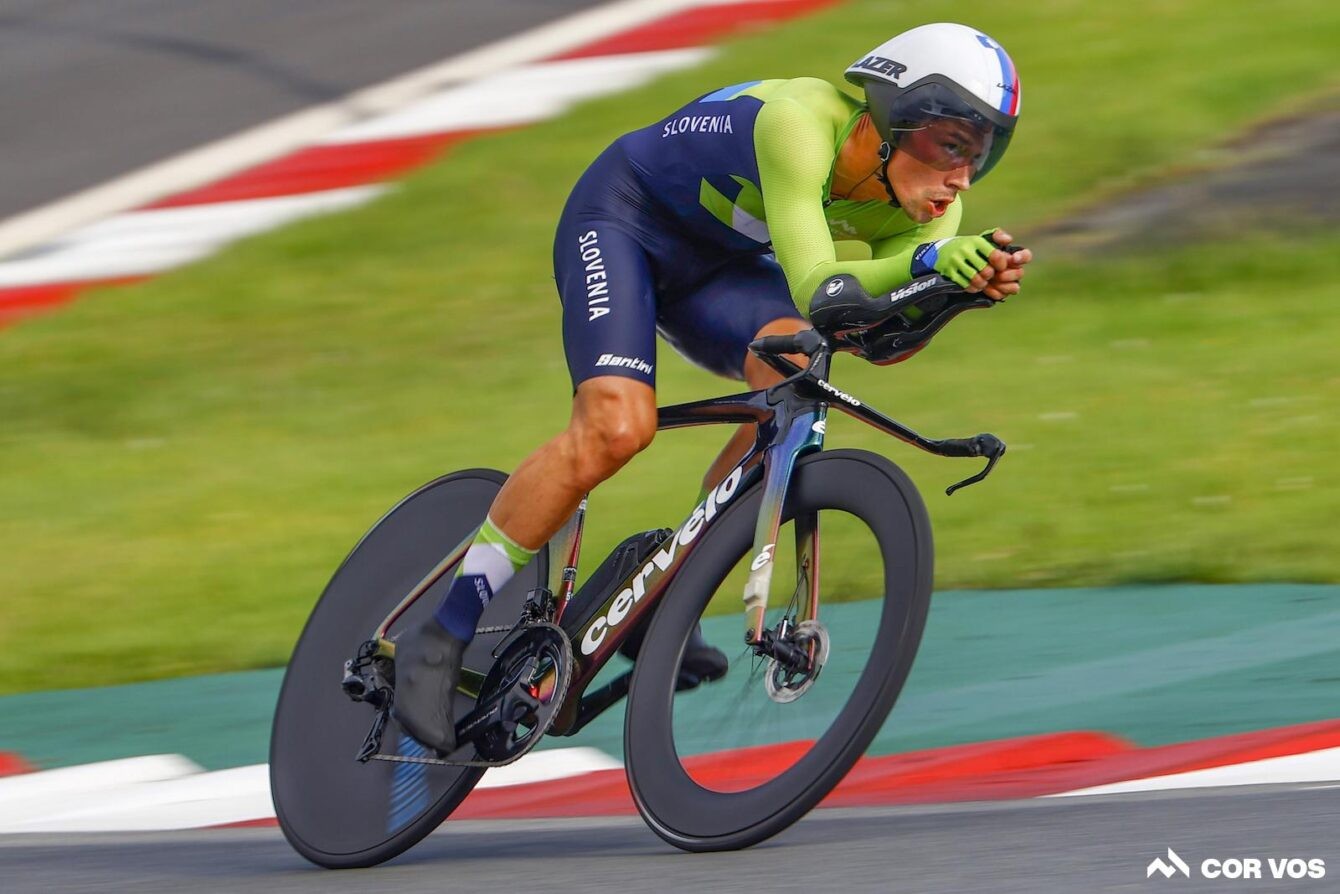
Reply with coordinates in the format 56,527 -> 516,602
910,233 -> 997,289
970,229 -> 1033,301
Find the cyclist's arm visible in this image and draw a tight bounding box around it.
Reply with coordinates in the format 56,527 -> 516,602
868,200 -> 960,263
755,98 -> 954,316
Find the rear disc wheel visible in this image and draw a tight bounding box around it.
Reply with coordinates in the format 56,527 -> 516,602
270,469 -> 548,868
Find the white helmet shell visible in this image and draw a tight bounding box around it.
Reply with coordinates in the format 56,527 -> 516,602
846,22 -> 1020,118
845,23 -> 1020,181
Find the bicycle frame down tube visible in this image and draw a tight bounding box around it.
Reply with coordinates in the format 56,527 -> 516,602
550,393 -> 772,732
743,403 -> 826,642
566,456 -> 763,685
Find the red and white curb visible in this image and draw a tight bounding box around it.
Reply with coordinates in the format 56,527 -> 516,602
0,747 -> 620,834
0,0 -> 837,328
6,720 -> 1340,833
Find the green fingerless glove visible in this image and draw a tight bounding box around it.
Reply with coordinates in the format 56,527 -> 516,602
910,230 -> 998,288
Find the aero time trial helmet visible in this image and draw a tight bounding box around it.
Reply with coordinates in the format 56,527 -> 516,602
845,23 -> 1020,182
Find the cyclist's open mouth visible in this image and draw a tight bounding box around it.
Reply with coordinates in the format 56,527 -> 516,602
928,198 -> 951,217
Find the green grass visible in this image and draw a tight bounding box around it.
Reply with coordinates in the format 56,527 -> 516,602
3,0 -> 1340,693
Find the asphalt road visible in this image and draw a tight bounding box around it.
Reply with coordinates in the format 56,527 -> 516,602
0,0 -> 607,220
4,786 -> 1339,892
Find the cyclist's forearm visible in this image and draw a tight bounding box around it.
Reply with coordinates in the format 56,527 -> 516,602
791,252 -> 917,316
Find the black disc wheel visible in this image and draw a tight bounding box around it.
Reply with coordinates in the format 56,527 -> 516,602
624,450 -> 933,851
270,469 -> 548,869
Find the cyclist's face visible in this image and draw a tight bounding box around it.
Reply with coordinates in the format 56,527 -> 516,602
886,120 -> 979,223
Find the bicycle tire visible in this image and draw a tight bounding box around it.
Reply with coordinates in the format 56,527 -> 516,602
270,469 -> 548,868
624,449 -> 933,851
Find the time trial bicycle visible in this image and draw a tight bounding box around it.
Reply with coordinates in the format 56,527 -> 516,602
270,268 -> 1009,868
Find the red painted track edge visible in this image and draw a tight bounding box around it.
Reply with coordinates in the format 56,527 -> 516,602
211,717 -> 1340,827
0,751 -> 34,777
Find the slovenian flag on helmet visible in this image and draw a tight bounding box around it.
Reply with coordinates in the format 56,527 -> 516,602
975,33 -> 1020,116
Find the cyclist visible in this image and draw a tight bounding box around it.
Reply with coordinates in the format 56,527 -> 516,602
393,22 -> 1034,753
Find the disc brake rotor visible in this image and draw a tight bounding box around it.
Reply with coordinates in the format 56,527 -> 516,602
763,619 -> 830,704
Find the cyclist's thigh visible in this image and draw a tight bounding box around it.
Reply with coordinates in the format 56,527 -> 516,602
554,216 -> 659,391
656,253 -> 805,381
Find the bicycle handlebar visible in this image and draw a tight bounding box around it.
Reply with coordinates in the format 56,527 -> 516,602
748,247 -> 1025,495
934,433 -> 1005,459
936,434 -> 1006,495
748,328 -> 826,358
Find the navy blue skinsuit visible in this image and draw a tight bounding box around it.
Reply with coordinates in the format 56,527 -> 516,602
553,83 -> 802,387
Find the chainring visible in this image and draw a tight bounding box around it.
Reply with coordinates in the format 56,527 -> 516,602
472,622 -> 573,763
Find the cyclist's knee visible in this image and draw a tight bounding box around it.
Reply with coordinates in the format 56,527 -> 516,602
566,377 -> 656,488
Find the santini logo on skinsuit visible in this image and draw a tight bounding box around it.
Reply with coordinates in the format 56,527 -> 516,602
580,467 -> 744,655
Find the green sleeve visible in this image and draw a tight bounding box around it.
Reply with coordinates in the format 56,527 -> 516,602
868,200 -> 961,262
754,97 -> 955,316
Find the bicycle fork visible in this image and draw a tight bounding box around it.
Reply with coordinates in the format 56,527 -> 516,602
742,400 -> 827,656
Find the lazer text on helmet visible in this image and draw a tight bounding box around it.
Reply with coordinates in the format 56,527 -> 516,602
851,55 -> 907,79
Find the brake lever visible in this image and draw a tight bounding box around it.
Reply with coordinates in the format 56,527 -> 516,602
945,433 -> 1006,496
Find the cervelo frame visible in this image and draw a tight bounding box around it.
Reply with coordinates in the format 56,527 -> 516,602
360,329 -> 1002,741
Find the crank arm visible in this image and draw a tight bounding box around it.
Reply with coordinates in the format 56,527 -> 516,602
454,655 -> 541,746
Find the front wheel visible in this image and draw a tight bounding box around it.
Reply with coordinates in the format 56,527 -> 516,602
624,450 -> 933,851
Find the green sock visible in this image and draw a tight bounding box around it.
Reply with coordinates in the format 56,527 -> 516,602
434,516 -> 536,640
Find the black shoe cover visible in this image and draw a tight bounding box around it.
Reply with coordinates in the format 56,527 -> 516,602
677,622 -> 729,690
390,619 -> 465,755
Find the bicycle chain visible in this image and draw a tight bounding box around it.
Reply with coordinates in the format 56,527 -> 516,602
370,750 -> 522,769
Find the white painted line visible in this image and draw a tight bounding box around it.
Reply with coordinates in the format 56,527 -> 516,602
0,748 -> 621,833
0,0 -> 715,261
0,755 -> 203,831
323,49 -> 711,144
0,764 -> 271,834
476,746 -> 623,789
0,187 -> 381,288
1048,746 -> 1340,798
